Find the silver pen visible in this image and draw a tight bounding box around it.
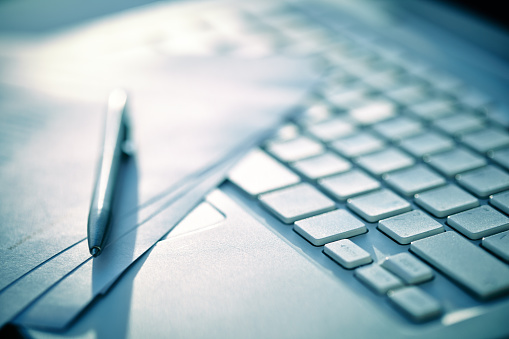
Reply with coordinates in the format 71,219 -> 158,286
87,89 -> 130,257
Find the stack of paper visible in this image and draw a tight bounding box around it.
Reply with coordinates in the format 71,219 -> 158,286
0,0 -> 317,331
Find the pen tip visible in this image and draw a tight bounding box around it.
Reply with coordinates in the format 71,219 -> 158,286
90,247 -> 101,257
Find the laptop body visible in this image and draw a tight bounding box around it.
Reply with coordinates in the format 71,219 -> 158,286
8,0 -> 509,337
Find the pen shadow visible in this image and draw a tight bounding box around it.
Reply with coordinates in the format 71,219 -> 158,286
91,153 -> 139,339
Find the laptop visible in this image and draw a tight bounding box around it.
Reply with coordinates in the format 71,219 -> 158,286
4,0 -> 509,337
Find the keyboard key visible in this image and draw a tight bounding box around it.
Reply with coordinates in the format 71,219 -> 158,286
420,70 -> 462,91
363,70 -> 405,90
456,165 -> 509,197
384,165 -> 446,197
347,189 -> 412,222
409,98 -> 455,120
356,148 -> 415,176
355,265 -> 404,294
447,206 -> 509,240
349,100 -> 396,125
372,116 -> 423,141
382,253 -> 434,284
307,117 -> 356,142
433,113 -> 484,136
273,123 -> 300,141
415,185 -> 479,218
462,128 -> 509,154
454,87 -> 493,110
399,132 -> 454,157
228,149 -> 300,197
489,148 -> 509,170
482,230 -> 509,262
388,287 -> 441,322
386,84 -> 429,106
330,132 -> 385,157
426,148 -> 486,177
490,191 -> 509,214
324,239 -> 372,269
320,169 -> 380,201
291,152 -> 351,180
328,87 -> 372,110
378,210 -> 444,244
259,183 -> 336,224
294,209 -> 367,246
411,232 -> 509,299
298,104 -> 333,125
266,136 -> 324,162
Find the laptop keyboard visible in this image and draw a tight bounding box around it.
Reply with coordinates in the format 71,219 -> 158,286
193,0 -> 509,323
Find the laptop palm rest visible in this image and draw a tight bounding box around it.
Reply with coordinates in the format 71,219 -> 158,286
25,190 -> 509,338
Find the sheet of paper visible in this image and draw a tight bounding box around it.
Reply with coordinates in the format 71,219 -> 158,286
0,54 -> 316,328
0,0 -> 318,327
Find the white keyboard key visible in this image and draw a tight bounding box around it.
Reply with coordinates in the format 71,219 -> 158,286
294,210 -> 367,246
228,149 -> 300,197
462,128 -> 509,153
347,189 -> 412,222
382,253 -> 434,284
409,98 -> 454,120
372,116 -> 422,141
490,191 -> 509,214
422,70 -> 463,91
433,113 -> 484,136
291,152 -> 351,180
299,104 -> 333,125
319,169 -> 380,201
307,117 -> 356,142
266,136 -> 324,162
415,185 -> 479,218
399,132 -> 454,157
411,232 -> 509,299
455,87 -> 493,109
273,123 -> 300,141
447,205 -> 509,240
426,148 -> 486,177
482,230 -> 509,262
388,287 -> 441,322
328,87 -> 371,110
363,70 -> 404,90
355,265 -> 404,294
330,132 -> 385,158
386,84 -> 429,105
259,183 -> 336,224
489,148 -> 509,170
324,239 -> 372,269
456,166 -> 509,197
349,100 -> 396,125
356,148 -> 415,176
378,210 -> 444,245
384,165 -> 446,197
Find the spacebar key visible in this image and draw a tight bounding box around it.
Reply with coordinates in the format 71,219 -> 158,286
410,232 -> 509,299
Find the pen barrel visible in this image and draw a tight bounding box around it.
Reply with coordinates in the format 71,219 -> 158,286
87,90 -> 128,255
